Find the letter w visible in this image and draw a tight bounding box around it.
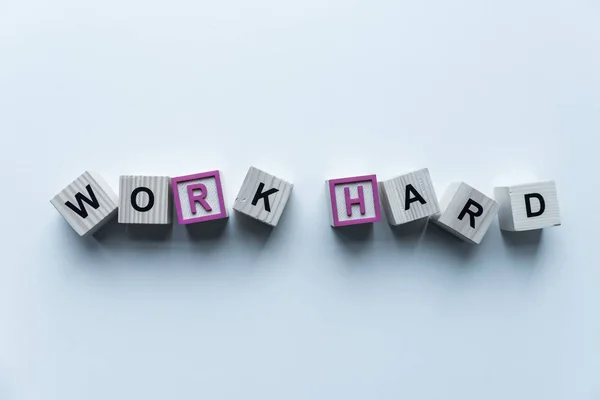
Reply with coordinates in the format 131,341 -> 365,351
65,184 -> 100,218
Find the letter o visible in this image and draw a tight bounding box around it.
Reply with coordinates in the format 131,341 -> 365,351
131,187 -> 155,212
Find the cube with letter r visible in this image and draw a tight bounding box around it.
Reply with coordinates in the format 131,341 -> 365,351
50,171 -> 118,236
430,182 -> 500,244
172,170 -> 228,225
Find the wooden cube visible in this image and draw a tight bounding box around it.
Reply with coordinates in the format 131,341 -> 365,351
172,170 -> 228,225
50,171 -> 119,236
379,168 -> 440,225
430,182 -> 500,244
326,174 -> 382,227
232,167 -> 293,226
494,180 -> 561,231
118,176 -> 172,224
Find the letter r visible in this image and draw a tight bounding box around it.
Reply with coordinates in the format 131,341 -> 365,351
458,198 -> 483,229
187,183 -> 212,214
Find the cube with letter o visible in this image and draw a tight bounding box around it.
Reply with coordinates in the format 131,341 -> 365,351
118,175 -> 172,224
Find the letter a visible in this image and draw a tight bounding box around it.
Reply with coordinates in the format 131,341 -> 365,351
404,184 -> 427,210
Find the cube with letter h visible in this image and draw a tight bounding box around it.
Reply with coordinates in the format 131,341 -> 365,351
172,170 -> 228,225
494,180 -> 561,231
50,171 -> 118,236
233,166 -> 293,226
326,174 -> 382,227
430,182 -> 500,244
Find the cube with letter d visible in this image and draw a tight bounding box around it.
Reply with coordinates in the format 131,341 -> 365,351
326,174 -> 382,227
172,170 -> 228,225
494,180 -> 560,231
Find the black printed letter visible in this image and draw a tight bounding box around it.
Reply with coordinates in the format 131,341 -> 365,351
65,184 -> 100,219
524,193 -> 545,218
404,184 -> 427,210
131,187 -> 155,212
251,182 -> 279,212
458,198 -> 483,229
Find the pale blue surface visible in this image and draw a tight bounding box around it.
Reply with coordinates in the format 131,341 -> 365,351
0,0 -> 598,398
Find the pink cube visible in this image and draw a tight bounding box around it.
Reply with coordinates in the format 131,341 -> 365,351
326,174 -> 382,227
171,170 -> 228,225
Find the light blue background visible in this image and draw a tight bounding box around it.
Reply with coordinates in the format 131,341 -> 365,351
0,0 -> 598,398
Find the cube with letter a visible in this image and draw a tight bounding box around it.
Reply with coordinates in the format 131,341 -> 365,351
430,182 -> 500,244
494,180 -> 561,231
326,174 -> 382,227
50,171 -> 118,236
379,168 -> 440,225
172,170 -> 228,225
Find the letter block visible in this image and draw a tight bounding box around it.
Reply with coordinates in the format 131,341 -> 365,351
118,176 -> 172,224
379,168 -> 440,225
50,171 -> 118,236
171,170 -> 228,225
494,180 -> 561,231
326,174 -> 382,227
430,182 -> 500,244
233,166 -> 293,226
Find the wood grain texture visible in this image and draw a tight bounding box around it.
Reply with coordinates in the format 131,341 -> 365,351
430,182 -> 500,244
50,171 -> 118,236
326,175 -> 381,227
325,182 -> 334,226
379,168 -> 440,225
172,171 -> 228,224
118,176 -> 172,224
494,180 -> 561,231
232,166 -> 293,226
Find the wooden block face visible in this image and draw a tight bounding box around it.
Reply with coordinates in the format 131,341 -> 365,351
50,171 -> 118,236
172,170 -> 228,225
494,180 -> 561,231
430,182 -> 500,244
232,167 -> 293,226
326,175 -> 382,227
118,176 -> 172,224
379,168 -> 440,225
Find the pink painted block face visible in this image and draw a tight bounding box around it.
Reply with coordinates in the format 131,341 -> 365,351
171,171 -> 228,225
327,175 -> 382,227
